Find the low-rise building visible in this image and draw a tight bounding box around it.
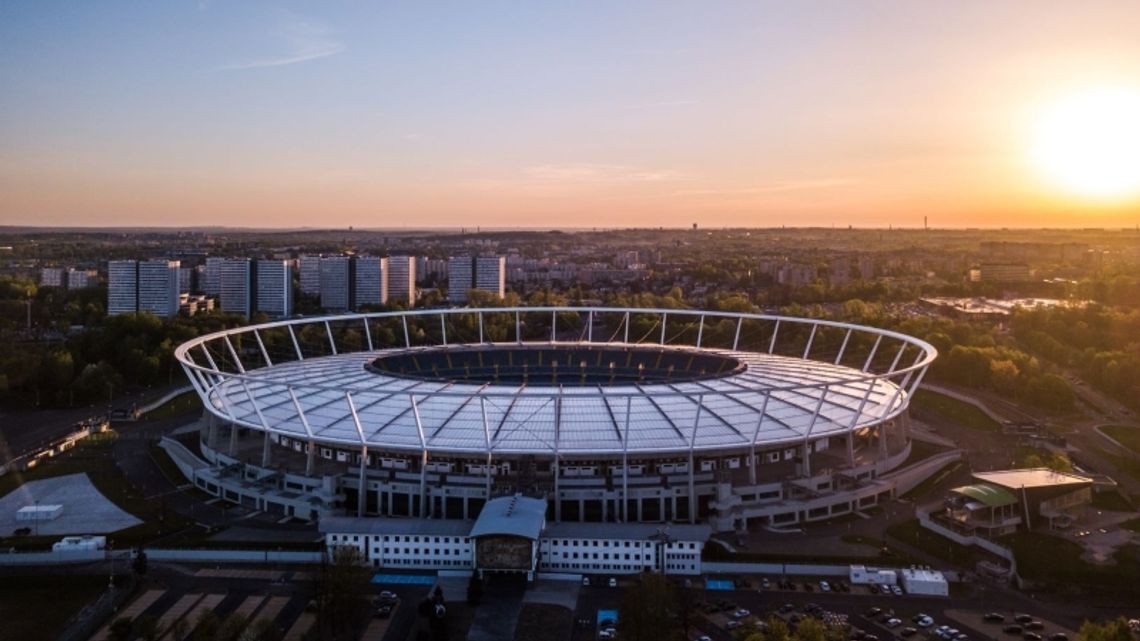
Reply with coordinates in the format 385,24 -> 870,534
944,468 -> 1093,536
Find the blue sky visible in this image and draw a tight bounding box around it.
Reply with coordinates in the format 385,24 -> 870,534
3,1 -> 1140,228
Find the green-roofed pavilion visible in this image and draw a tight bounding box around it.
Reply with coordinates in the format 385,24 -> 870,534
950,483 -> 1017,507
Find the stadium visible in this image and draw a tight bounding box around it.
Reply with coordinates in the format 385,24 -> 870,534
172,307 -> 937,533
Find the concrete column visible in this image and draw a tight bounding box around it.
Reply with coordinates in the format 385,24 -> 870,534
658,496 -> 665,521
357,446 -> 369,516
261,431 -> 272,468
207,415 -> 219,452
802,442 -> 812,477
671,494 -> 678,522
601,497 -> 608,522
305,440 -> 315,476
463,497 -> 469,520
879,424 -> 889,460
228,424 -> 238,457
408,492 -> 414,517
637,498 -> 643,521
847,434 -> 856,467
578,499 -> 584,521
553,457 -> 562,522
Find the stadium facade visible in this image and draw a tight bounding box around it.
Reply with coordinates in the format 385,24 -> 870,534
172,307 -> 936,536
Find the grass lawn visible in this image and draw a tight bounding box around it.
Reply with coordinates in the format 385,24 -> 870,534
0,432 -> 194,551
0,575 -> 109,641
912,390 -> 1001,432
884,519 -> 996,568
1101,424 -> 1140,455
901,461 -> 962,500
1005,532 -> 1140,589
139,392 -> 201,421
1090,490 -> 1134,512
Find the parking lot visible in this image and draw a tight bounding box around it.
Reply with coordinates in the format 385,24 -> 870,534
570,574 -> 1095,641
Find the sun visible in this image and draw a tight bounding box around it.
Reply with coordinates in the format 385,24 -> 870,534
1029,87 -> 1140,200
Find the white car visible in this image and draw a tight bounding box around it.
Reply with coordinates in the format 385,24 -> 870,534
887,619 -> 902,628
733,609 -> 751,619
891,585 -> 903,596
727,621 -> 741,630
695,637 -> 712,641
608,577 -> 618,588
819,580 -> 831,592
917,617 -> 935,628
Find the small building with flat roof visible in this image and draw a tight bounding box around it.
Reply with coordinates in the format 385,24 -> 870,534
944,468 -> 1092,536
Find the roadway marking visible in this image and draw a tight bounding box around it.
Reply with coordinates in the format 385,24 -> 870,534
90,589 -> 166,641
282,612 -> 316,641
162,594 -> 224,640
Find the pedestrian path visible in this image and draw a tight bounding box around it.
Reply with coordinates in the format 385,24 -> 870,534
253,596 -> 291,627
282,612 -> 315,641
89,589 -> 166,641
194,568 -> 284,580
162,593 -> 224,640
231,595 -> 266,622
157,594 -> 205,633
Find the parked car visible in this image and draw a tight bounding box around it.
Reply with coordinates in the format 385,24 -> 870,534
984,614 -> 1006,623
727,621 -> 741,630
887,619 -> 903,628
1015,615 -> 1034,625
916,616 -> 935,628
901,628 -> 918,637
733,609 -> 752,619
891,585 -> 903,596
608,577 -> 618,588
867,608 -> 883,618
779,603 -> 796,614
761,578 -> 771,590
1004,625 -> 1024,635
1024,633 -> 1043,641
582,577 -> 591,586
374,605 -> 392,619
879,584 -> 892,595
1047,634 -> 1068,641
820,580 -> 831,591
1026,622 -> 1044,631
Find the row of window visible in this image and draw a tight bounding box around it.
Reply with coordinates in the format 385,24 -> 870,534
543,539 -> 698,550
328,533 -> 470,545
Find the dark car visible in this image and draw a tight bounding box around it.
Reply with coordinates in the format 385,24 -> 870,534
984,614 -> 1006,623
780,603 -> 796,614
1026,622 -> 1045,631
867,608 -> 883,618
901,628 -> 918,637
1024,633 -> 1042,641
374,605 -> 392,619
1015,615 -> 1034,625
1004,626 -> 1024,635
1048,634 -> 1068,641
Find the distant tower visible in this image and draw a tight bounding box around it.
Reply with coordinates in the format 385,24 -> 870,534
924,216 -> 928,230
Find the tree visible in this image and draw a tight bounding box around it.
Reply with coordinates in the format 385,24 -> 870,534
107,617 -> 133,641
135,614 -> 160,641
466,573 -> 483,605
1077,618 -> 1135,641
314,547 -> 372,641
617,573 -> 682,641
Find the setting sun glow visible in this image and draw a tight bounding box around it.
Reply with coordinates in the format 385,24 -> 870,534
1030,87 -> 1140,200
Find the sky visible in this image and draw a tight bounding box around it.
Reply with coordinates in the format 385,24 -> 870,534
2,1 -> 1140,229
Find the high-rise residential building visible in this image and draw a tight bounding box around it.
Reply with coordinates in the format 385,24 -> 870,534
256,259 -> 293,319
107,260 -> 138,316
354,256 -> 388,308
219,258 -> 252,317
203,257 -> 225,296
387,256 -> 416,306
137,259 -> 181,317
40,267 -> 64,288
66,269 -> 97,289
447,256 -> 474,304
320,256 -> 351,311
475,256 -> 506,300
178,267 -> 192,294
415,256 -> 428,284
299,255 -> 322,296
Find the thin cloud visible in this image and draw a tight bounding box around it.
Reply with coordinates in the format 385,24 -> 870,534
663,179 -> 860,197
625,99 -> 700,110
524,163 -> 686,184
221,13 -> 344,71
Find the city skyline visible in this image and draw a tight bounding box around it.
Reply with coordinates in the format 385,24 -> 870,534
3,1 -> 1140,230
